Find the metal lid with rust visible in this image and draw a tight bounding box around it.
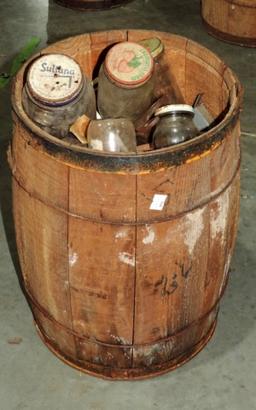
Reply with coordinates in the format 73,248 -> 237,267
26,54 -> 84,106
138,37 -> 164,59
104,42 -> 154,88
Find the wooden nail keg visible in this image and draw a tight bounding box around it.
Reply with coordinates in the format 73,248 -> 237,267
201,0 -> 256,47
54,0 -> 132,11
10,30 -> 242,380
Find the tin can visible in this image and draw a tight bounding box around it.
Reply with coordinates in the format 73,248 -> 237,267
22,53 -> 96,138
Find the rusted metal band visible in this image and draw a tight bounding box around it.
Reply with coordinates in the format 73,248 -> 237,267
202,17 -> 256,47
35,319 -> 217,380
25,273 -> 229,350
12,109 -> 241,173
11,154 -> 241,226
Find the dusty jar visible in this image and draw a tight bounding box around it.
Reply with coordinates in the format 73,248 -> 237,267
22,53 -> 96,138
153,104 -> 199,148
97,41 -> 155,121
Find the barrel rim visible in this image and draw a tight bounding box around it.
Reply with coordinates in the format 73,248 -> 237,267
11,30 -> 243,172
202,16 -> 256,47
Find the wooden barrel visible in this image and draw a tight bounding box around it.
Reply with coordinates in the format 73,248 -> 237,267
10,30 -> 242,380
54,0 -> 132,11
202,0 -> 256,47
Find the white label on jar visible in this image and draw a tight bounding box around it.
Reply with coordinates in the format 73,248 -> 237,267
150,194 -> 168,211
28,54 -> 83,103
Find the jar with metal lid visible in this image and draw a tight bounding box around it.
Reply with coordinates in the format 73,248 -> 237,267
153,104 -> 199,148
97,41 -> 155,122
22,53 -> 96,138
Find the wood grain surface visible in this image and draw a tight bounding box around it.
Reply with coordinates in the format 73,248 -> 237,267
202,0 -> 256,47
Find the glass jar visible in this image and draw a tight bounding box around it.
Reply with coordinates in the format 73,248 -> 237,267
22,53 -> 96,138
87,118 -> 136,153
153,105 -> 199,148
97,42 -> 155,122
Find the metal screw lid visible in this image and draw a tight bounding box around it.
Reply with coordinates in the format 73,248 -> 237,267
105,42 -> 154,88
138,37 -> 164,59
155,104 -> 195,117
26,53 -> 84,106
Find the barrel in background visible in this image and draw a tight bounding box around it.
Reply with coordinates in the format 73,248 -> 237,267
201,0 -> 256,47
54,0 -> 132,11
11,30 -> 242,380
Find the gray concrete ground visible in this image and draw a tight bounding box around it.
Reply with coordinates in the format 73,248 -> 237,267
0,1 -> 255,409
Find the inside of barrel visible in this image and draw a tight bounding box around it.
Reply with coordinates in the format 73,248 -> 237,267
13,30 -> 238,155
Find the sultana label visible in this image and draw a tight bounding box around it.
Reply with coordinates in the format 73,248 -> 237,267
27,54 -> 83,103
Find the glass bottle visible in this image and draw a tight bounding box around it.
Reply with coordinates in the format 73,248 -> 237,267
97,42 -> 155,122
22,53 -> 96,138
153,105 -> 199,148
87,118 -> 136,153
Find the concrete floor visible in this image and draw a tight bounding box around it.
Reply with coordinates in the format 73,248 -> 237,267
0,1 -> 256,409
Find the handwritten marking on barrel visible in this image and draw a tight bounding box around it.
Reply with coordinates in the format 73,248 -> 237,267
154,178 -> 174,190
175,261 -> 193,279
184,208 -> 205,255
143,225 -> 155,245
154,274 -> 178,297
118,252 -> 135,267
153,262 -> 192,297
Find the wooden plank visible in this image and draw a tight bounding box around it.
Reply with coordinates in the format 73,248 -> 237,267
69,167 -> 136,223
12,119 -> 69,210
33,306 -> 77,359
68,218 -> 136,345
134,204 -> 211,346
203,128 -> 240,311
12,180 -> 73,328
227,2 -> 256,38
185,54 -> 224,116
133,307 -> 217,368
136,130 -> 238,224
76,338 -> 132,369
202,0 -> 256,42
202,0 -> 230,33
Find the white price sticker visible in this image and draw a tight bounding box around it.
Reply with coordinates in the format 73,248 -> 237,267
150,194 -> 168,211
